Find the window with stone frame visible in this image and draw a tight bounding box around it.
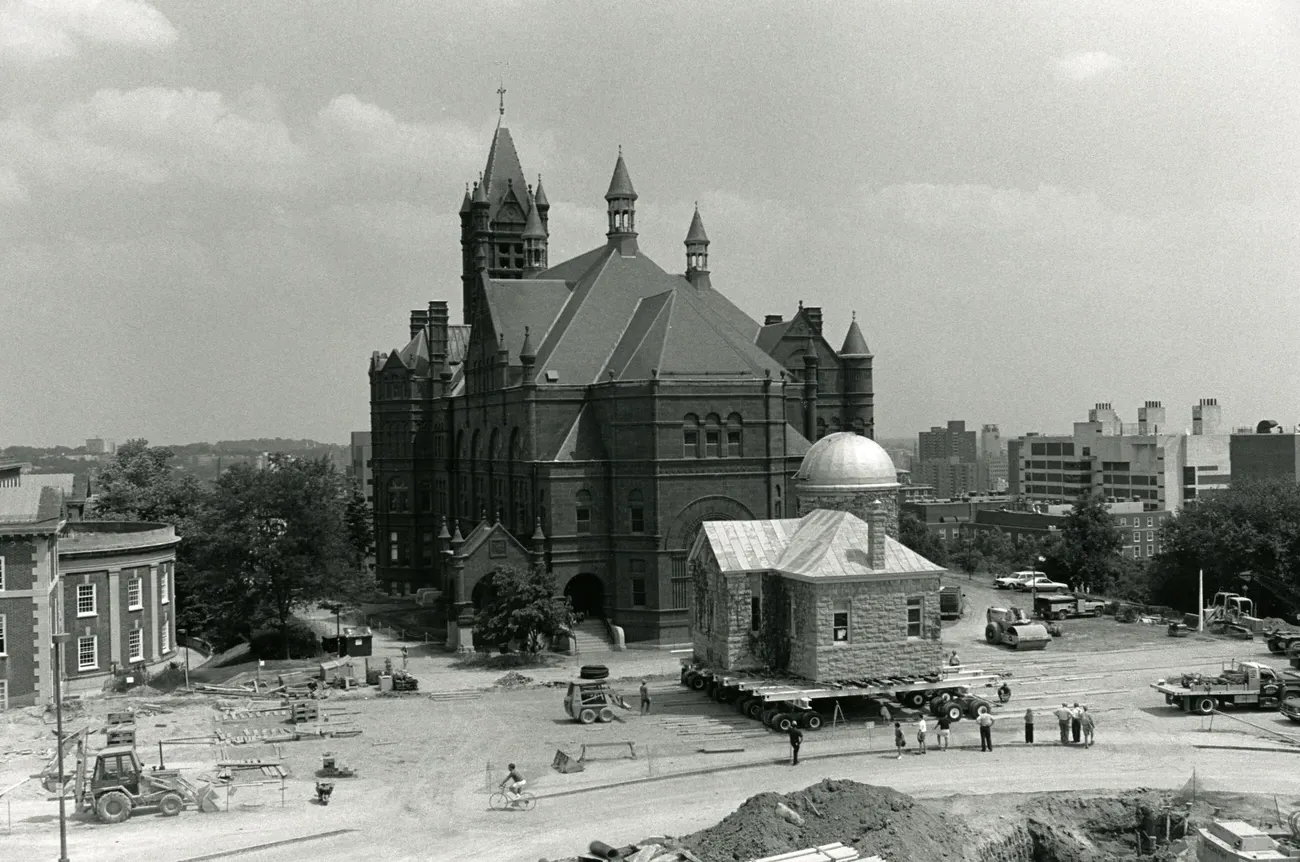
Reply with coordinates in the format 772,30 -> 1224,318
682,413 -> 701,458
77,635 -> 97,671
160,566 -> 169,604
832,600 -> 850,643
630,561 -> 647,607
906,597 -> 923,638
161,621 -> 170,653
127,578 -> 142,611
388,477 -> 410,513
76,583 -> 96,617
128,629 -> 144,663
628,489 -> 645,534
575,490 -> 592,535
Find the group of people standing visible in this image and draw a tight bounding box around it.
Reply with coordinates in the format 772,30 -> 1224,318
874,701 -> 1097,761
1041,702 -> 1095,746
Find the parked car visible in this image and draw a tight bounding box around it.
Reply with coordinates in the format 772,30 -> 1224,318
994,571 -> 1042,590
1016,576 -> 1069,593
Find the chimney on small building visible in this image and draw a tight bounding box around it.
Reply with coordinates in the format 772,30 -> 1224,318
409,308 -> 430,341
803,306 -> 823,337
868,499 -> 887,569
764,314 -> 784,325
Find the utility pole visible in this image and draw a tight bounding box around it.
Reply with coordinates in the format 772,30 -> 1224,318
52,632 -> 71,862
1198,569 -> 1205,632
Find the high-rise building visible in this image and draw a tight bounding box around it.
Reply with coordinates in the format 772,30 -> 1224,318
1012,400 -> 1231,511
977,424 -> 1008,492
915,420 -> 978,498
1230,420 -> 1300,483
349,432 -> 373,504
367,113 -> 879,644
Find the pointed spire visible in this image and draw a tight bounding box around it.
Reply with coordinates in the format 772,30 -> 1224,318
839,312 -> 871,357
522,191 -> 546,239
532,516 -> 546,542
451,521 -> 464,545
534,175 -> 549,208
519,325 -> 536,360
605,148 -> 637,201
438,515 -> 451,541
685,203 -> 709,244
471,177 -> 488,205
460,184 -> 472,214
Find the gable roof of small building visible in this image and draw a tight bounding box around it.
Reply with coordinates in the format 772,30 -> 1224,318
699,509 -> 944,581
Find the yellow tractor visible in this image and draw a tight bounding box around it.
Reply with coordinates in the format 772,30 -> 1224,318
72,746 -> 218,823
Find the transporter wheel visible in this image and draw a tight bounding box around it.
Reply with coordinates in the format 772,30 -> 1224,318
943,702 -> 964,723
802,712 -> 824,730
1055,611 -> 1068,621
904,691 -> 927,709
761,708 -> 778,727
966,698 -> 992,719
775,714 -> 795,732
1195,697 -> 1216,715
736,696 -> 754,715
745,700 -> 765,720
689,674 -> 708,691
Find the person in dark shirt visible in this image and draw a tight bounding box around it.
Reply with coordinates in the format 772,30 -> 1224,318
788,726 -> 803,765
1024,708 -> 1035,744
936,713 -> 951,751
894,722 -> 905,759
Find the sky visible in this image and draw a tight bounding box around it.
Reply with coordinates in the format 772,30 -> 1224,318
2,1 -> 1299,447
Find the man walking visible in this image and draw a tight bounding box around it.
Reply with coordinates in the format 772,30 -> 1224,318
977,710 -> 995,752
916,716 -> 928,754
1070,702 -> 1083,744
1054,703 -> 1072,744
1081,706 -> 1095,748
937,713 -> 951,751
639,680 -> 651,715
788,725 -> 803,765
1024,708 -> 1035,744
894,722 -> 906,759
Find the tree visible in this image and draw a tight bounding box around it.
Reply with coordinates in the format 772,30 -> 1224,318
947,536 -> 985,575
197,456 -> 371,654
898,512 -> 948,566
1057,494 -> 1125,592
473,565 -> 575,654
1152,478 -> 1300,615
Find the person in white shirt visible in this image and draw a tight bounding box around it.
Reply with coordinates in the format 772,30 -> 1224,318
916,716 -> 928,754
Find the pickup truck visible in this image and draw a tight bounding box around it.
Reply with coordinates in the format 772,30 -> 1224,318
1152,661 -> 1300,715
1034,593 -> 1105,620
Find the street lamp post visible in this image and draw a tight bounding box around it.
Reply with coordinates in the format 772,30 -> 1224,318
52,631 -> 72,862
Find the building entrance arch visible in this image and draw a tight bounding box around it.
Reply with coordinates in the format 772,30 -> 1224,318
664,495 -> 756,552
564,572 -> 605,616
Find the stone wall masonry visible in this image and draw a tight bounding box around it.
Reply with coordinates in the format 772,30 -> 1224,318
691,548 -> 762,670
796,489 -> 900,539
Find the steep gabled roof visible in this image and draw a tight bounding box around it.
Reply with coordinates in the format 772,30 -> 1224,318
702,518 -> 803,572
481,127 -> 530,223
0,483 -> 64,533
396,327 -> 431,375
481,279 -> 571,362
458,518 -> 530,558
447,325 -> 472,366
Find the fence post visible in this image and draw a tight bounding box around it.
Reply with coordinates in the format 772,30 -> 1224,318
485,761 -> 491,794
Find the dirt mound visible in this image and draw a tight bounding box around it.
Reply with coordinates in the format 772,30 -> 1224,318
681,779 -> 969,862
495,671 -> 534,688
1020,792 -> 1189,862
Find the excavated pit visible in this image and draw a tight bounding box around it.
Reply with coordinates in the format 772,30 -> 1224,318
560,780 -> 1207,862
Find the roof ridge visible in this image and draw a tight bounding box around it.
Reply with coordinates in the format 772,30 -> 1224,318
598,290 -> 673,382
672,285 -> 772,376
533,246 -> 617,374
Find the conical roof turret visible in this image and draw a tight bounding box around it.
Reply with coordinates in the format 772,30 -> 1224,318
471,178 -> 488,206
534,175 -> 549,208
459,184 -> 472,214
605,149 -> 637,201
685,205 -> 709,244
522,191 -> 546,239
839,312 -> 871,357
519,326 -> 536,360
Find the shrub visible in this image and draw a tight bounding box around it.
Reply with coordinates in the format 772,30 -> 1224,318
249,621 -> 322,660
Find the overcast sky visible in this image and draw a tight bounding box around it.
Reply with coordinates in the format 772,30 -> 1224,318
2,1 -> 1298,447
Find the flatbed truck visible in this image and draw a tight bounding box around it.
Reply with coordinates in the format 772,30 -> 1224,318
681,664 -> 1005,730
1151,661 -> 1300,715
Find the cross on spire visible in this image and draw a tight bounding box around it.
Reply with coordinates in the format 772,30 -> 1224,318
497,83 -> 506,116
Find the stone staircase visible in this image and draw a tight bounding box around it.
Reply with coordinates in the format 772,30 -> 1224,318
569,618 -> 615,654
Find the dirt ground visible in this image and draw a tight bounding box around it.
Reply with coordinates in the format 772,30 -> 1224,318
4,593 -> 1300,862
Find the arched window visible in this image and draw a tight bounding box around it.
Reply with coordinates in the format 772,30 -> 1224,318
726,413 -> 743,458
575,490 -> 592,535
704,413 -> 721,458
682,413 -> 700,458
387,477 -> 410,513
628,489 -> 645,534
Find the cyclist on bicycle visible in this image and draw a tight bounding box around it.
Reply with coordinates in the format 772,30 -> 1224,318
499,763 -> 526,806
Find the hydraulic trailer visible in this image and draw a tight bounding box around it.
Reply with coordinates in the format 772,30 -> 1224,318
681,665 -> 1005,730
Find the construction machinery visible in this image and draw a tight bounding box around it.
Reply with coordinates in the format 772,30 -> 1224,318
1265,627 -> 1300,655
681,664 -> 1001,727
1152,660 -> 1300,715
1033,593 -> 1105,621
985,607 -> 1051,650
71,745 -> 218,823
939,586 -> 964,620
563,679 -> 631,724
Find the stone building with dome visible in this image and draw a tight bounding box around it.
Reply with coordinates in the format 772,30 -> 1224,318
368,111 -> 882,645
688,433 -> 947,680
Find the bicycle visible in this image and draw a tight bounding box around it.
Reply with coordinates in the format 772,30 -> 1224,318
489,790 -> 536,811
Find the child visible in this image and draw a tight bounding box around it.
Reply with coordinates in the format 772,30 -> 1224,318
894,722 -> 905,759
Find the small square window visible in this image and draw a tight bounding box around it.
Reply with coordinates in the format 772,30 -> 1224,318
1132,531 -> 1140,543
1147,544 -> 1154,557
726,430 -> 741,458
1118,517 -> 1126,526
128,629 -> 144,663
1146,517 -> 1153,527
127,579 -> 142,610
77,635 -> 97,671
683,429 -> 698,457
76,584 -> 97,617
906,597 -> 923,638
705,430 -> 720,458
1132,546 -> 1140,558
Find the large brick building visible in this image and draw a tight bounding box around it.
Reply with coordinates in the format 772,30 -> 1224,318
0,464 -> 180,709
369,117 -> 878,644
689,433 -> 945,680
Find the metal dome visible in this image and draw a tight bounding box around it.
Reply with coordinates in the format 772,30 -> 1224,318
795,432 -> 899,491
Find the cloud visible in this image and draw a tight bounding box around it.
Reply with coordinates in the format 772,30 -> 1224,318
0,0 -> 177,65
1054,51 -> 1120,82
860,182 -> 1145,246
314,95 -> 482,175
0,166 -> 28,203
